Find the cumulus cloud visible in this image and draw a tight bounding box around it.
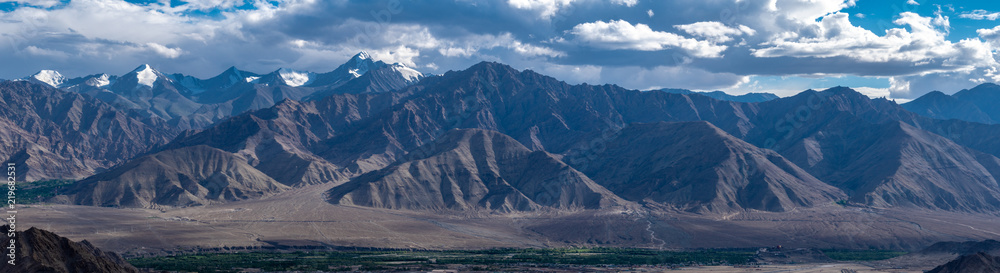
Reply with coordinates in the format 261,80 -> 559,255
171,0 -> 246,11
569,20 -> 727,58
751,12 -> 992,71
0,0 -> 999,100
977,25 -> 1000,44
507,0 -> 576,19
854,86 -> 910,102
906,0 -> 919,6
145,43 -> 183,59
437,32 -> 563,58
674,21 -> 755,43
535,63 -> 748,91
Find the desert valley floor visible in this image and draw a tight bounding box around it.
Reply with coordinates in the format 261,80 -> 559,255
21,182 -> 1000,258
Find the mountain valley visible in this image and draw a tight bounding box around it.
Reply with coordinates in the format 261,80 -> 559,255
4,56 -> 1000,272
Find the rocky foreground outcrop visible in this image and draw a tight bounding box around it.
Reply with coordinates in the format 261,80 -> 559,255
0,225 -> 139,273
927,252 -> 1000,273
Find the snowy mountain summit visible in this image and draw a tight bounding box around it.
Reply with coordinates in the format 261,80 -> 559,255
12,52 -> 426,129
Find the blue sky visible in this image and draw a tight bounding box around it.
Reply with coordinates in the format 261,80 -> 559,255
3,0 -> 1000,100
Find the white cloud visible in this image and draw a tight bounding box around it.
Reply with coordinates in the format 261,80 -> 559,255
1,0 -> 998,101
932,5 -> 949,30
977,25 -> 1000,44
370,46 -> 421,67
438,32 -> 564,58
906,0 -> 919,6
611,0 -> 638,7
536,63 -> 747,92
507,0 -> 577,19
888,76 -> 911,97
535,64 -> 603,85
23,46 -> 68,58
145,43 -> 183,58
854,86 -> 909,102
960,9 -> 1000,20
172,0 -> 245,11
674,21 -> 755,43
766,0 -> 857,23
569,19 -> 727,58
752,12 -> 993,70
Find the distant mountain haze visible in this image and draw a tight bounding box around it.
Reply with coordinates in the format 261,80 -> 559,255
903,83 -> 1000,124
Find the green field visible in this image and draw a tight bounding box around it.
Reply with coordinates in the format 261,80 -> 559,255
127,247 -> 912,272
127,248 -> 756,272
821,249 -> 908,261
19,179 -> 75,204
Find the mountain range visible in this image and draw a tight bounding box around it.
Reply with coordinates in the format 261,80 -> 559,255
903,83 -> 1000,124
655,88 -> 779,103
0,80 -> 177,181
5,57 -> 1000,217
17,52 -> 423,129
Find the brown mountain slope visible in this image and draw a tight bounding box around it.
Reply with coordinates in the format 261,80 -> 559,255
0,81 -> 177,181
312,62 -> 759,182
745,88 -> 1000,212
67,62 -> 1000,214
927,252 -> 1000,273
0,225 -> 139,273
65,145 -> 289,208
564,121 -> 845,213
778,118 -> 1000,212
327,129 -> 630,212
161,92 -> 410,186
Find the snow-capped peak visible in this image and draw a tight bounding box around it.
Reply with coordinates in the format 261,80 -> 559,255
347,53 -> 375,78
84,74 -> 112,87
132,64 -> 158,88
30,70 -> 66,87
354,51 -> 371,60
390,64 -> 423,84
277,68 -> 314,87
348,68 -> 366,78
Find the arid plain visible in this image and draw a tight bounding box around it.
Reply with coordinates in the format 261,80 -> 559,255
20,181 -> 1000,271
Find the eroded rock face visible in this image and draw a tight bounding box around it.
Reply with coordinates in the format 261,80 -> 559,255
0,225 -> 139,273
566,121 -> 845,213
66,145 -> 290,209
328,129 -> 630,212
0,81 -> 178,182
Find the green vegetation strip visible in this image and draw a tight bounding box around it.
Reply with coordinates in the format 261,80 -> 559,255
821,249 -> 907,261
127,248 -> 755,272
20,179 -> 74,204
